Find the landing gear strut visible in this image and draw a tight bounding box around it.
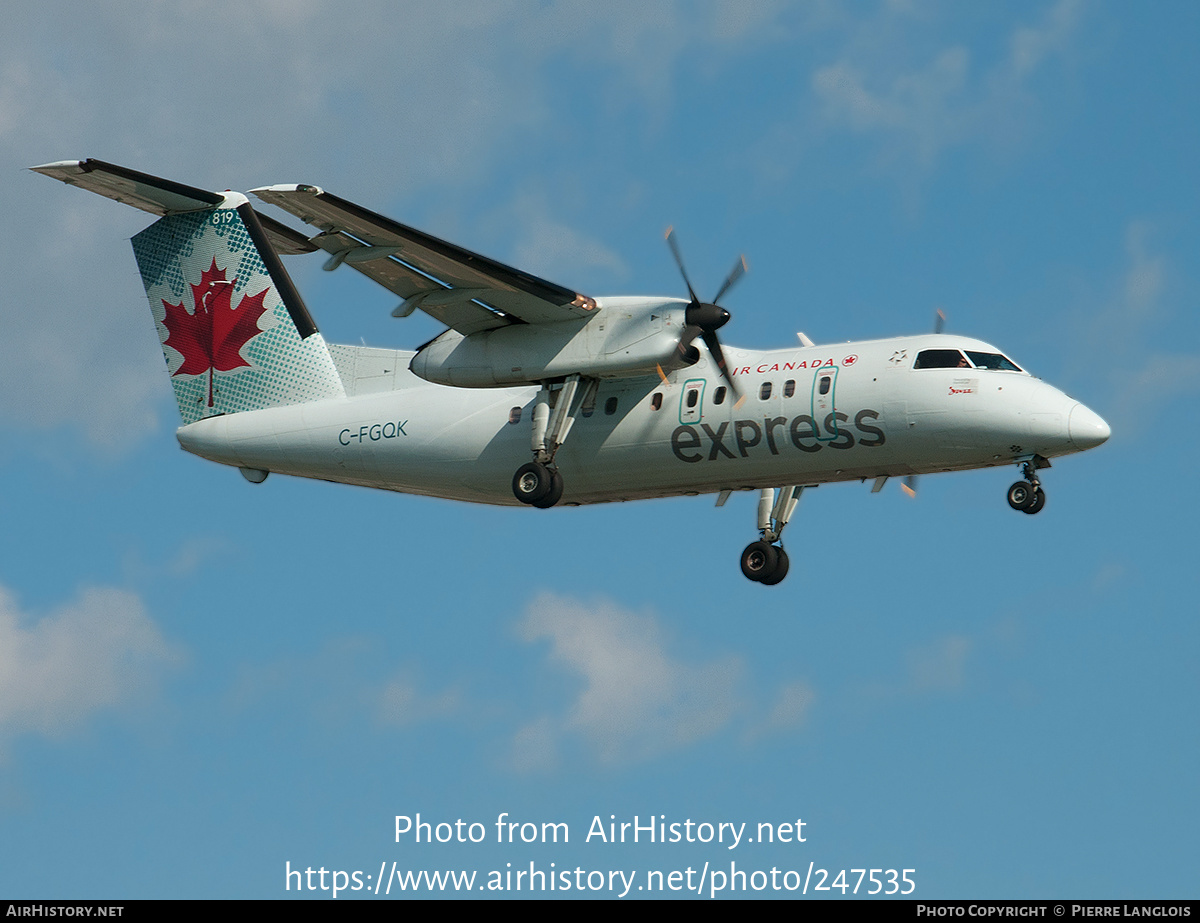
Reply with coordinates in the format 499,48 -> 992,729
1007,456 -> 1049,515
512,375 -> 596,508
740,486 -> 803,585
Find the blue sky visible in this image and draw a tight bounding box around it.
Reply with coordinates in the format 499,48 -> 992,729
1,0 -> 1196,899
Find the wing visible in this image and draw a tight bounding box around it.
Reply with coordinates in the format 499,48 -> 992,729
251,185 -> 597,336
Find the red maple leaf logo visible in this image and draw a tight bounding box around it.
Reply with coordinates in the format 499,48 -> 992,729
161,258 -> 269,407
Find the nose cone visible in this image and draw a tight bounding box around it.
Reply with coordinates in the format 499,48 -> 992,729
1069,403 -> 1111,451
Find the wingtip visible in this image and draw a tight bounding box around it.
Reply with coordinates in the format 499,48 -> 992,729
30,160 -> 85,178
250,183 -> 326,197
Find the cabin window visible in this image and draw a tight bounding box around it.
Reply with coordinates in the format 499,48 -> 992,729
819,376 -> 831,395
651,393 -> 663,411
784,379 -> 795,398
686,390 -> 699,409
914,349 -> 970,369
508,406 -> 522,425
760,381 -> 772,400
605,397 -> 618,415
713,386 -> 727,405
965,351 -> 1023,372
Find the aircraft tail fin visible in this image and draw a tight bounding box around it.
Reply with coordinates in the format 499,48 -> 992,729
33,159 -> 344,424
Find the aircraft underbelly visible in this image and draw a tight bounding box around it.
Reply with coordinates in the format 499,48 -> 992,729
177,387 -> 907,504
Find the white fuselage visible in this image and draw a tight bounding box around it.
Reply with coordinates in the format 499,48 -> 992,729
175,333 -> 1108,506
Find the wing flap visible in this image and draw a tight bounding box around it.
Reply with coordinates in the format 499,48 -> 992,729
304,228 -> 509,335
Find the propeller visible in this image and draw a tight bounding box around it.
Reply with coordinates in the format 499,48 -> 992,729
665,227 -> 745,399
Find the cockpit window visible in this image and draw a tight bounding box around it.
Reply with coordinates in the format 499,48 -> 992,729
965,351 -> 1023,372
914,349 -> 970,369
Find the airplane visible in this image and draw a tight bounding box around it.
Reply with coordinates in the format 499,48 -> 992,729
34,159 -> 1111,585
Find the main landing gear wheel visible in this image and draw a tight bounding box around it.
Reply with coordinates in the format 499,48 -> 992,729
741,541 -> 788,584
1023,488 -> 1046,515
760,547 -> 790,585
513,462 -> 554,505
531,469 -> 564,509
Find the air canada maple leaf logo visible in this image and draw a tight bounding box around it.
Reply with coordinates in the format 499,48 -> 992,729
161,258 -> 269,407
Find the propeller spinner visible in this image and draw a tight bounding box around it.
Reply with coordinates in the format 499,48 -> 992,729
665,227 -> 745,397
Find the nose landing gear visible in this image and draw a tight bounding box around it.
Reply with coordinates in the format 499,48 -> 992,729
1007,456 -> 1049,515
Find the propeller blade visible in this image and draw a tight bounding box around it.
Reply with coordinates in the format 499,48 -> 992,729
712,255 -> 747,305
702,328 -> 740,401
664,229 -> 743,400
664,226 -> 699,304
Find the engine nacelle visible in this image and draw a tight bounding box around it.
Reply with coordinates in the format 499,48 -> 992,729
410,297 -> 696,387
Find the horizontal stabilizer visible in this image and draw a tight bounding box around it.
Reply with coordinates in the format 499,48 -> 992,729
32,159 -> 316,255
32,159 -> 224,215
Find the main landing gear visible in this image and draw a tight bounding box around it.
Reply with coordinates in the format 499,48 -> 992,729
1007,455 -> 1049,515
511,375 -> 597,509
740,486 -> 804,585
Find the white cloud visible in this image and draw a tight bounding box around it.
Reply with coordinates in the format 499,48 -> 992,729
765,680 -> 816,729
1010,0 -> 1081,78
509,716 -> 561,774
376,672 -> 461,728
1109,354 -> 1200,437
1122,221 -> 1166,319
808,0 -> 1083,173
505,194 -> 630,289
1,1 -> 788,445
907,634 -> 971,693
225,640 -> 462,731
0,584 -> 181,741
1064,219 -> 1197,436
513,593 -> 742,767
743,680 -> 816,742
855,630 -> 979,706
813,47 -> 971,166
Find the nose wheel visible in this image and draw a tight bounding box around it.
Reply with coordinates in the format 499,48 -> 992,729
1007,457 -> 1048,514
